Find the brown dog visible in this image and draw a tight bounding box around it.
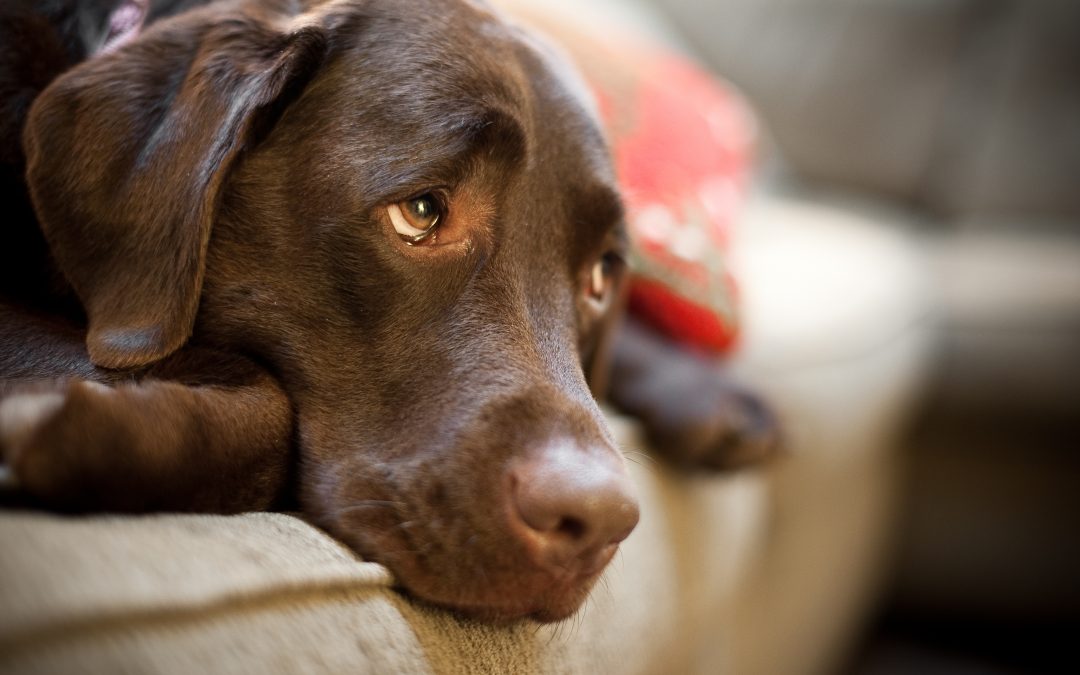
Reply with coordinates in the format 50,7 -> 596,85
0,0 -> 776,621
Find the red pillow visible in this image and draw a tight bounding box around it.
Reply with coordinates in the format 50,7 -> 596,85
549,23 -> 755,354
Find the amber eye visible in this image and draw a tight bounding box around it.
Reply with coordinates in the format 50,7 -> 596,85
388,193 -> 443,244
588,251 -> 622,305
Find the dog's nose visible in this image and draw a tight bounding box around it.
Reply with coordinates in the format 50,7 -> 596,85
510,443 -> 639,572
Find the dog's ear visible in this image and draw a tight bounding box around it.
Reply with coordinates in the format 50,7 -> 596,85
23,6 -> 328,369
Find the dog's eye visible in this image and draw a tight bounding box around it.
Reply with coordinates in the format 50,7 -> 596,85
588,251 -> 622,305
388,193 -> 443,244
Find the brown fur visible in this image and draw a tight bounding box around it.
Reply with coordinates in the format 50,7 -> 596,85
0,0 -> 776,622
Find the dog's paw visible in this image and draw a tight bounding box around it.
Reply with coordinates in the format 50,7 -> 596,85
0,381 -> 114,507
608,318 -> 781,471
640,381 -> 780,471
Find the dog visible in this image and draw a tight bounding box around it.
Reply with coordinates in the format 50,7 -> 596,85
0,0 -> 777,622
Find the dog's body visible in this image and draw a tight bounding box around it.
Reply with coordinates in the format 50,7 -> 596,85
0,0 -> 776,621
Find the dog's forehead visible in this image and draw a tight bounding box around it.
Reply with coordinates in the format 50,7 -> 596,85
318,1 -> 526,116
311,0 -> 610,170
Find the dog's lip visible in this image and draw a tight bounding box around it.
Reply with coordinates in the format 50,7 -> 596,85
332,515 -> 610,621
381,534 -> 613,622
339,519 -> 611,621
400,565 -> 608,623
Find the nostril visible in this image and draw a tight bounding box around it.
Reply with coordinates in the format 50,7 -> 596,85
509,442 -> 640,567
555,516 -> 586,541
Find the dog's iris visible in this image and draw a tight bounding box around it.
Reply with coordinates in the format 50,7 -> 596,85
388,194 -> 442,244
588,252 -> 619,305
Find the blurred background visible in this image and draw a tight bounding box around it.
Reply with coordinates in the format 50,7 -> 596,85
640,0 -> 1080,672
523,0 -> 1079,672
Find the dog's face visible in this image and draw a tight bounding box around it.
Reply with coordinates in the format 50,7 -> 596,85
24,0 -> 637,621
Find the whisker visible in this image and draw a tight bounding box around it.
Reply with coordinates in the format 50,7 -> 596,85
573,600 -> 586,638
349,499 -> 405,507
619,447 -> 658,466
613,548 -> 626,577
597,573 -> 614,604
550,619 -> 563,644
332,499 -> 405,516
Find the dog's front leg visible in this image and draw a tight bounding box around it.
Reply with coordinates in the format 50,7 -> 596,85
0,353 -> 292,512
606,317 -> 780,471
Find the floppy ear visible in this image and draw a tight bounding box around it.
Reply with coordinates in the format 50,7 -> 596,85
23,5 -> 328,369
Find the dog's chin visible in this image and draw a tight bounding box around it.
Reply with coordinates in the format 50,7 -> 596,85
323,496 -> 618,623
345,533 -> 609,623
401,570 -> 603,624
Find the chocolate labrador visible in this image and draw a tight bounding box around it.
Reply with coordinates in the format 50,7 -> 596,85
0,0 -> 776,621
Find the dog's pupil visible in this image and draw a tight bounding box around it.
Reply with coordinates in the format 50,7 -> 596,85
408,196 -> 436,225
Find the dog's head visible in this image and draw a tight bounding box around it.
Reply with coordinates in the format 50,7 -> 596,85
24,0 -> 637,621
